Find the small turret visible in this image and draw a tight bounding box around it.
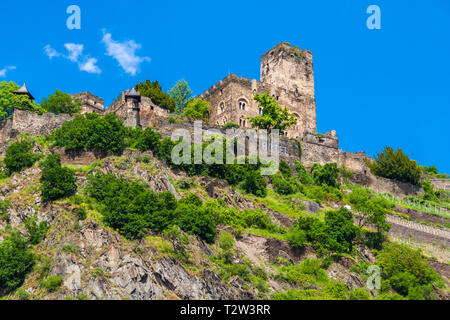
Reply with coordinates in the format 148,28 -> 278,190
123,88 -> 141,128
14,83 -> 34,100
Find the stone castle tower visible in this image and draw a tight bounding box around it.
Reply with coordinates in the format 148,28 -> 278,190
202,42 -> 317,139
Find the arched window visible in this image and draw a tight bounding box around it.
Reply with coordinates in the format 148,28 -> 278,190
258,107 -> 263,115
238,99 -> 247,111
219,102 -> 225,114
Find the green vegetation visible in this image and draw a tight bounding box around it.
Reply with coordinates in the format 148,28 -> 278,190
40,89 -> 82,115
0,232 -> 34,293
3,139 -> 41,176
375,243 -> 444,300
247,91 -> 297,133
0,81 -> 44,119
24,217 -> 50,245
40,154 -> 77,202
135,80 -> 176,112
366,147 -> 422,185
50,113 -> 126,155
182,98 -> 211,121
86,173 -> 216,242
222,122 -> 240,129
169,79 -> 193,115
291,208 -> 358,255
40,276 -> 63,292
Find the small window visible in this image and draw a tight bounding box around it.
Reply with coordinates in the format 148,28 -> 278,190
258,107 -> 263,115
238,99 -> 247,111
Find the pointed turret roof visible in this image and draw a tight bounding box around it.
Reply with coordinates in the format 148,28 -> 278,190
15,83 -> 34,100
125,87 -> 141,102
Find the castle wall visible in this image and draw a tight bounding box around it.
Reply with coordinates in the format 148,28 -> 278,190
71,92 -> 104,114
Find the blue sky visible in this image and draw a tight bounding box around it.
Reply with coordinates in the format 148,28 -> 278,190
1,0 -> 449,173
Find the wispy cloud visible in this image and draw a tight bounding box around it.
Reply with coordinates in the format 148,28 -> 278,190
0,66 -> 16,77
44,44 -> 101,74
101,30 -> 150,76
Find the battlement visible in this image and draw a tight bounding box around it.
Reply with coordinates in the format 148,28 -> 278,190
201,74 -> 265,98
302,131 -> 339,149
261,42 -> 313,62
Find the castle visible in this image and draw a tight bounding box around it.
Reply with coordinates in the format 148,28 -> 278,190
70,42 -> 321,141
201,42 -> 317,139
2,42 -> 431,197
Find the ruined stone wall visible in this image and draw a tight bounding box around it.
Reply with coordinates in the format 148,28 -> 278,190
72,92 -> 105,114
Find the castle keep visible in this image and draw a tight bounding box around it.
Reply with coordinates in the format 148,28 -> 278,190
201,42 -> 317,139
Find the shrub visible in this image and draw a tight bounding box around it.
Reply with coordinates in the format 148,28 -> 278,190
367,147 -> 421,185
40,276 -> 63,292
4,139 -> 40,176
222,122 -> 240,129
294,161 -> 314,186
175,200 -> 217,243
286,228 -> 307,248
279,160 -> 292,178
311,163 -> 340,187
134,127 -> 162,153
0,232 -> 34,292
182,98 -> 211,121
242,171 -> 267,197
349,288 -> 371,300
271,173 -> 295,195
50,113 -> 126,155
295,208 -> 357,255
376,242 -> 444,299
24,217 -> 50,245
40,154 -> 77,202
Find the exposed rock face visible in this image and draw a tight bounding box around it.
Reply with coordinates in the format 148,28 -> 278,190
38,219 -> 254,300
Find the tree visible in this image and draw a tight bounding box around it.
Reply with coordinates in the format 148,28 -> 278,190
0,81 -> 43,119
247,91 -> 297,133
40,89 -> 82,115
135,80 -> 176,112
4,139 -> 41,176
40,154 -> 77,202
242,171 -> 267,197
50,113 -> 126,155
366,147 -> 422,185
182,98 -> 211,121
0,232 -> 34,292
169,79 -> 193,115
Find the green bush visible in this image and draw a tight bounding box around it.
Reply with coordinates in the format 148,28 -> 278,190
0,232 -> 34,292
310,163 -> 340,188
295,208 -> 357,255
279,160 -> 292,178
286,228 -> 307,248
24,217 -> 50,245
50,113 -> 126,155
222,122 -> 240,129
367,147 -> 422,185
294,161 -> 314,186
40,154 -> 77,202
40,276 -> 63,292
376,242 -> 444,299
271,173 -> 295,195
242,170 -> 267,197
349,288 -> 371,300
4,139 -> 40,176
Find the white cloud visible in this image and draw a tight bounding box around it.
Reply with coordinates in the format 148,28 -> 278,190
79,57 -> 101,74
0,66 -> 16,77
64,43 -> 84,62
102,30 -> 150,76
44,44 -> 101,74
44,45 -> 61,59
